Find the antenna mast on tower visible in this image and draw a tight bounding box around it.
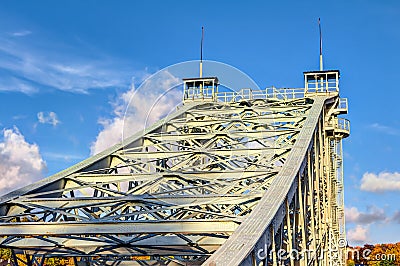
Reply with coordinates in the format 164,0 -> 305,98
200,26 -> 204,78
318,18 -> 323,71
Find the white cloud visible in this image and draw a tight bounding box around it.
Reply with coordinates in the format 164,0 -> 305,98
37,111 -> 60,126
392,210 -> 400,223
0,78 -> 39,94
90,70 -> 182,155
90,117 -> 125,155
0,127 -> 46,196
0,34 -> 134,93
347,225 -> 369,244
369,123 -> 399,135
42,151 -> 85,162
346,207 -> 361,223
345,206 -> 386,224
11,30 -> 32,37
12,115 -> 27,120
360,171 -> 400,192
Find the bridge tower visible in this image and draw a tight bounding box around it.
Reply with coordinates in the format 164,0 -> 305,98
0,67 -> 349,265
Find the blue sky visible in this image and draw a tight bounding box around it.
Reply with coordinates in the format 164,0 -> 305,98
0,0 -> 400,246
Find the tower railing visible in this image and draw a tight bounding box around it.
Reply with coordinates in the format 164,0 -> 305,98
209,87 -> 306,103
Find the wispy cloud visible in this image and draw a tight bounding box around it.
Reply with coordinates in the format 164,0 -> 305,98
11,30 -> 32,37
369,123 -> 400,135
42,151 -> 85,162
0,78 -> 39,94
0,126 -> 46,196
37,111 -> 60,126
360,171 -> 400,192
0,33 -> 134,94
12,115 -> 27,120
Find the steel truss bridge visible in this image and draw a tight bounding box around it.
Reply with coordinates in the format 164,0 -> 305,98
0,70 -> 349,266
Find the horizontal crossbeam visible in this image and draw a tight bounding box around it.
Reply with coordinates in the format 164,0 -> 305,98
0,220 -> 239,235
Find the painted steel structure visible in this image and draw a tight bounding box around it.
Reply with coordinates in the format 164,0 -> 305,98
0,70 -> 349,266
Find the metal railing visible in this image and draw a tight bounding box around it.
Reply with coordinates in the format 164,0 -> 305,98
306,79 -> 339,93
184,87 -> 216,101
333,118 -> 350,134
214,87 -> 306,103
184,86 -> 344,104
336,98 -> 348,113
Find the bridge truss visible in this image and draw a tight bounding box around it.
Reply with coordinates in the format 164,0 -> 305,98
0,70 -> 349,266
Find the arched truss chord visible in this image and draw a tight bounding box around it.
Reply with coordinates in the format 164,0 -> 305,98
0,80 -> 349,266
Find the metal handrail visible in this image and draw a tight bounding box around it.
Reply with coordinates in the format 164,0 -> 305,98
306,80 -> 339,93
185,85 -> 341,104
214,87 -> 306,103
333,118 -> 350,133
338,98 -> 348,110
336,118 -> 350,131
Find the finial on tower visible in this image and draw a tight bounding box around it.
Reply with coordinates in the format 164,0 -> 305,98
200,26 -> 204,78
318,18 -> 323,71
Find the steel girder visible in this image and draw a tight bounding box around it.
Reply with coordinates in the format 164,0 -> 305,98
204,95 -> 349,266
0,87 -> 348,266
